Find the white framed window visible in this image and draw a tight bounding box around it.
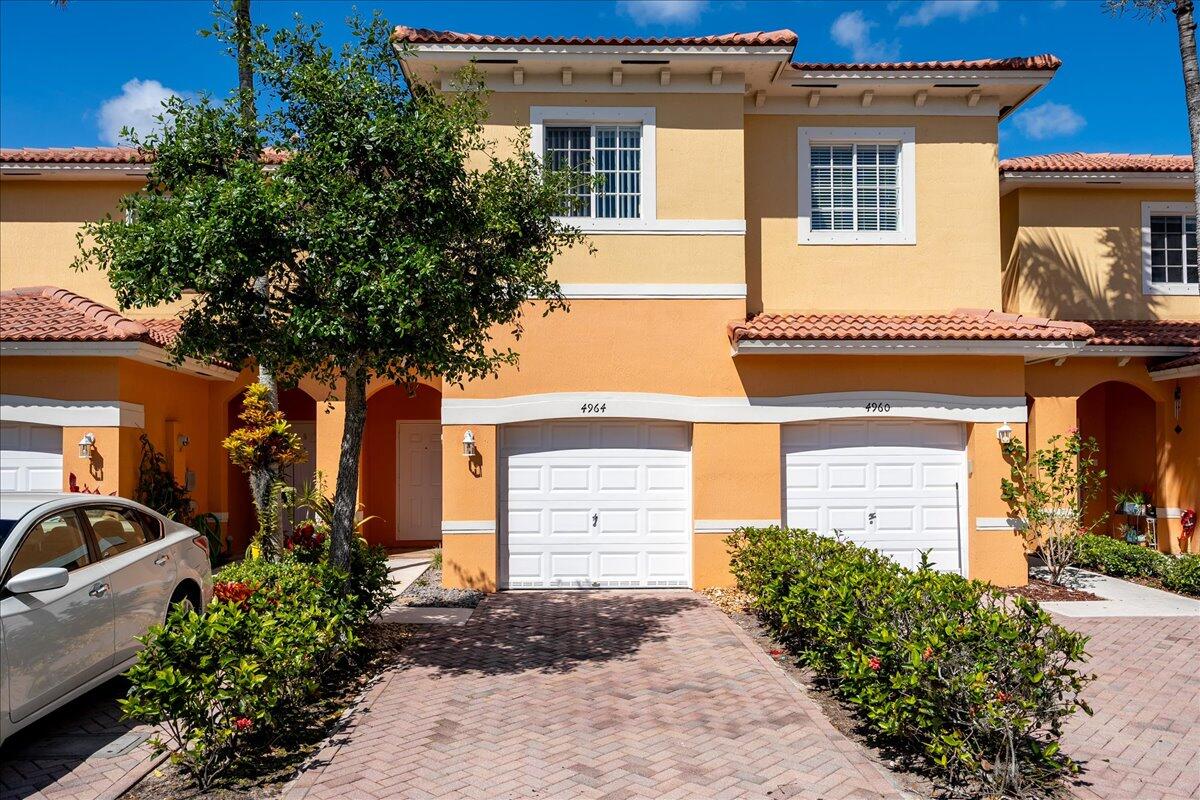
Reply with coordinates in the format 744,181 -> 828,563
797,127 -> 916,245
1142,202 -> 1199,296
531,106 -> 656,231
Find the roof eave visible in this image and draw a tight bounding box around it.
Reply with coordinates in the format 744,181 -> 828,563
730,339 -> 1087,357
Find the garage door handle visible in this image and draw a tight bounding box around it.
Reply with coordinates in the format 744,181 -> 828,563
592,513 -> 598,528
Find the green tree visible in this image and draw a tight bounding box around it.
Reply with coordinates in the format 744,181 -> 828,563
75,13 -> 588,569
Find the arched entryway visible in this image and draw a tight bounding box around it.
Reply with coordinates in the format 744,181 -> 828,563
225,386 -> 317,554
362,383 -> 442,550
1077,380 -> 1159,545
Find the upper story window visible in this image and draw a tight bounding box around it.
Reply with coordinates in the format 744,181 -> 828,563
798,127 -> 916,246
544,125 -> 642,219
532,107 -> 657,232
1143,202 -> 1200,296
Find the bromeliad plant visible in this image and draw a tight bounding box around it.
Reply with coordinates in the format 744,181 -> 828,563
729,526 -> 1092,799
1001,431 -> 1108,586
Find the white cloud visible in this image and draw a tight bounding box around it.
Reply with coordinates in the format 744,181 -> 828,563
830,10 -> 900,62
898,0 -> 998,27
616,0 -> 707,25
97,78 -> 182,146
1012,102 -> 1086,140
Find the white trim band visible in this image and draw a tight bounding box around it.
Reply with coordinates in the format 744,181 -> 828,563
695,519 -> 781,533
976,517 -> 1026,531
1,395 -> 146,428
1156,508 -> 1184,520
441,520 -> 497,535
443,391 -> 1028,425
734,339 -> 1089,357
565,218 -> 745,234
558,283 -> 746,299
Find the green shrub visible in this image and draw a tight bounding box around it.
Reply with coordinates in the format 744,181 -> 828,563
1163,554 -> 1200,596
346,537 -> 394,622
729,526 -> 1092,799
1075,534 -> 1170,579
121,558 -> 354,789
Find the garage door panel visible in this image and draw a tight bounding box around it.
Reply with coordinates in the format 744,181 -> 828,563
0,422 -> 64,493
646,464 -> 687,491
597,465 -> 638,491
548,552 -> 590,580
828,464 -> 869,490
549,465 -> 590,491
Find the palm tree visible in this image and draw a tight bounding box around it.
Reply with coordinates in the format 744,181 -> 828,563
1107,1 -> 1200,210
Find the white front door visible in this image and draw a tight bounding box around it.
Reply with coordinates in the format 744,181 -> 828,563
783,420 -> 967,574
502,420 -> 692,589
0,421 -> 63,492
395,422 -> 442,541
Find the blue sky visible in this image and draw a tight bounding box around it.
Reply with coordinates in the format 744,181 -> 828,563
0,0 -> 1190,157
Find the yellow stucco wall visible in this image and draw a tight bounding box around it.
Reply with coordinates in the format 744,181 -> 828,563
1003,186 -> 1198,320
744,114 -> 1001,313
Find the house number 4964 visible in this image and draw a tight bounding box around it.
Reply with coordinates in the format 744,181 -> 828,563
581,402 -> 607,414
864,402 -> 892,413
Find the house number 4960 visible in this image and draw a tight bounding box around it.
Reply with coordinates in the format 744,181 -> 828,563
581,402 -> 607,414
864,402 -> 892,413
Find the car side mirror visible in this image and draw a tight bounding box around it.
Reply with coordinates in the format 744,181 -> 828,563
5,567 -> 70,594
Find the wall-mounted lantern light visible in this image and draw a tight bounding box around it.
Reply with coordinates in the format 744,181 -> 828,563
996,423 -> 1014,445
78,432 -> 96,460
462,429 -> 476,458
178,434 -> 191,449
1175,385 -> 1183,434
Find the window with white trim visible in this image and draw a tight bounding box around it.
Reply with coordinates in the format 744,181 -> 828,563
798,127 -> 916,245
544,124 -> 642,219
1142,202 -> 1200,296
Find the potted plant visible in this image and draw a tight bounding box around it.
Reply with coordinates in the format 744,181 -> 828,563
1124,525 -> 1144,544
1113,489 -> 1146,516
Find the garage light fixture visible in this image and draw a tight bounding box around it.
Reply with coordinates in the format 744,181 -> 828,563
995,423 -> 1013,445
462,429 -> 476,458
78,432 -> 96,459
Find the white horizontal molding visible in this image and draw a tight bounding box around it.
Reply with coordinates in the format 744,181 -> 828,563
1077,345 -> 1198,358
695,519 -> 781,533
1,394 -> 145,428
753,96 -> 1000,117
413,42 -> 793,57
441,520 -> 497,535
1157,508 -> 1184,520
1000,172 -> 1192,195
465,74 -> 747,94
734,339 -> 1088,357
558,283 -> 746,299
443,391 -> 1028,425
0,341 -> 238,381
976,517 -> 1026,531
563,218 -> 745,235
1151,363 -> 1200,381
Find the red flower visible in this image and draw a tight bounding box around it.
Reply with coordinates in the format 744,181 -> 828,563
922,646 -> 934,661
213,581 -> 255,607
234,717 -> 253,732
769,648 -> 784,657
996,691 -> 1010,703
868,656 -> 882,671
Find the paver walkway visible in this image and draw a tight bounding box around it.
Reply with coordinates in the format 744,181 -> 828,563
285,591 -> 906,800
0,678 -> 160,800
1057,614 -> 1200,800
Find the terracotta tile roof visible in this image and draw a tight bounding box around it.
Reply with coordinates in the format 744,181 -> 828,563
728,309 -> 1093,343
999,153 -> 1193,173
0,146 -> 288,165
0,286 -> 177,346
1150,351 -> 1200,372
793,54 -> 1060,72
1083,319 -> 1200,347
392,26 -> 798,47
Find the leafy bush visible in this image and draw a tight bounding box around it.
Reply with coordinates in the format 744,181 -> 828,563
1075,534 -> 1170,579
729,526 -> 1092,799
121,557 -> 355,789
347,536 -> 394,622
1163,554 -> 1200,596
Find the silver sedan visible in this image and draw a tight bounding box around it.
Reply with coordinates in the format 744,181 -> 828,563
0,493 -> 213,744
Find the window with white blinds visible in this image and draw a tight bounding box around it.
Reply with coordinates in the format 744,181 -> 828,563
810,143 -> 900,233
1142,203 -> 1200,296
544,124 -> 642,219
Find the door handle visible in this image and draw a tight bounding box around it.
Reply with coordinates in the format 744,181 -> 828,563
154,555 -> 169,566
592,512 -> 598,528
88,583 -> 109,598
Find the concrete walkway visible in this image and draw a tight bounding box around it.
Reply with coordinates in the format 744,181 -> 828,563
386,552 -> 434,598
285,591 -> 908,800
1036,565 -> 1200,617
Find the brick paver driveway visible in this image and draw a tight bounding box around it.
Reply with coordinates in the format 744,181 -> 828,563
286,591 -> 906,800
1059,615 -> 1200,800
0,678 -> 160,800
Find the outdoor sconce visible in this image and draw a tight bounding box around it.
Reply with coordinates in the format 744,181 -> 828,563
78,432 -> 96,460
1175,385 -> 1183,434
178,434 -> 191,449
996,423 -> 1014,445
462,429 -> 477,458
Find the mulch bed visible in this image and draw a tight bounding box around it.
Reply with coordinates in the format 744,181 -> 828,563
394,565 -> 485,608
1004,578 -> 1102,602
122,623 -> 409,800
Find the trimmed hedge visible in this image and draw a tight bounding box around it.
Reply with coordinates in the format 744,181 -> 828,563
729,526 -> 1092,799
1075,534 -> 1200,596
1162,554 -> 1200,596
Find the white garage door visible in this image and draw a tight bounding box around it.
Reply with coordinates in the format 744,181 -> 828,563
783,420 -> 966,574
502,420 -> 691,589
0,421 -> 64,492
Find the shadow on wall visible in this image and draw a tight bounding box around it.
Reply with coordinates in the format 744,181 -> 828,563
1004,225 -> 1163,320
396,592 -> 703,677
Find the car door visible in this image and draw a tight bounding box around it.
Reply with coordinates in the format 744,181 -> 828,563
1,508 -> 116,722
81,506 -> 176,665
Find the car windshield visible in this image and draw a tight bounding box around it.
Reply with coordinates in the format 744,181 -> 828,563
0,519 -> 17,546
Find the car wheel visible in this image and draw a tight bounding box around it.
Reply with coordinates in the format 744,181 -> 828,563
167,584 -> 199,622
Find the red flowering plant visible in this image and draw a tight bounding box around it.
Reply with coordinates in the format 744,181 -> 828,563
212,581 -> 256,608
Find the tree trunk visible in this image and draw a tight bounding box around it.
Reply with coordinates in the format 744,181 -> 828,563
233,0 -> 256,130
329,366 -> 368,571
1176,0 -> 1200,217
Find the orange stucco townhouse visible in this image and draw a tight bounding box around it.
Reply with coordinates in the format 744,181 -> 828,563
1,26 -> 1197,591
